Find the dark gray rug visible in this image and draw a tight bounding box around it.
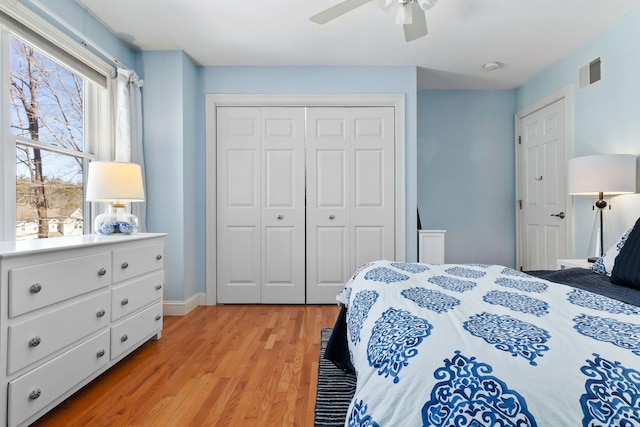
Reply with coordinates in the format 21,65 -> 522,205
314,328 -> 356,427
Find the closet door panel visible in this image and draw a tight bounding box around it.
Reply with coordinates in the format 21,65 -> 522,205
261,108 -> 305,303
354,226 -> 385,267
350,107 -> 396,267
306,108 -> 351,303
217,107 -> 261,303
313,226 -> 349,287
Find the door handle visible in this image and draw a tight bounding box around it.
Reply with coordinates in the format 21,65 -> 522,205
550,212 -> 565,219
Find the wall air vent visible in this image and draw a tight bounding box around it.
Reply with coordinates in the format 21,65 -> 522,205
578,57 -> 601,90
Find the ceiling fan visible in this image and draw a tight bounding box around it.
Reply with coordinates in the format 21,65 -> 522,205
310,0 -> 438,42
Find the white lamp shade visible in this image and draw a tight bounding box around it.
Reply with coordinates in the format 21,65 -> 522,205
568,154 -> 637,195
86,161 -> 145,202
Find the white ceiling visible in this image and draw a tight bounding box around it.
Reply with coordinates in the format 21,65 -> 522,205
75,0 -> 640,90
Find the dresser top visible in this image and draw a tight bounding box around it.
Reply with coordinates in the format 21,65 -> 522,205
0,233 -> 167,258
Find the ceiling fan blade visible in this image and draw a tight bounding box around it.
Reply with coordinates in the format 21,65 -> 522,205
310,0 -> 373,24
403,2 -> 428,42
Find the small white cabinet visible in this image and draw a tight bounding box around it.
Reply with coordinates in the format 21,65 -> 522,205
418,230 -> 446,264
0,233 -> 166,427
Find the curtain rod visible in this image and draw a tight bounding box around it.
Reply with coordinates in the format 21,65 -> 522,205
28,0 -> 132,75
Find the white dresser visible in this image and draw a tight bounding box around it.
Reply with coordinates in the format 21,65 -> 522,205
0,233 -> 166,427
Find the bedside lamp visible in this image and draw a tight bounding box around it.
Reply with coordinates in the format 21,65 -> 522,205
86,161 -> 145,235
568,154 -> 636,261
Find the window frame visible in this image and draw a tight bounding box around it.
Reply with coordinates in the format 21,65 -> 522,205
0,1 -> 114,241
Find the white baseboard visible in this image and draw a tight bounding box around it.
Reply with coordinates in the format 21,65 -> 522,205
163,292 -> 207,316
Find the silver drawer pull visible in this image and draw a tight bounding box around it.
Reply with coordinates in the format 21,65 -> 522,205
155,314 -> 162,321
96,308 -> 106,318
277,214 -> 284,220
121,334 -> 128,342
329,214 -> 335,220
97,268 -> 107,276
29,388 -> 41,400
96,349 -> 105,358
29,336 -> 41,347
121,262 -> 129,269
121,298 -> 129,306
155,284 -> 162,290
156,254 -> 163,260
30,283 -> 42,294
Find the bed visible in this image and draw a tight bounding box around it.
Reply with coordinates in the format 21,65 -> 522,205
326,219 -> 640,426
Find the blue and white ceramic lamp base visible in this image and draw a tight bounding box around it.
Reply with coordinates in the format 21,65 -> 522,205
94,206 -> 139,235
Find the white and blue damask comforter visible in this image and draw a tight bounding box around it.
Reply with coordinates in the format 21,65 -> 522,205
337,261 -> 640,427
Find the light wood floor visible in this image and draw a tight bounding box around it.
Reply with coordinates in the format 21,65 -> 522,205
32,304 -> 340,427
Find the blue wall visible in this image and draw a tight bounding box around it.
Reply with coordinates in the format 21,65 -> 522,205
517,9 -> 640,257
417,90 -> 516,266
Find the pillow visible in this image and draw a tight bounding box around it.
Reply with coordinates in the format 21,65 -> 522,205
611,217 -> 640,289
590,227 -> 633,276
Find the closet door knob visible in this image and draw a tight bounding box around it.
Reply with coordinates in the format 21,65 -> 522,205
329,214 -> 335,220
277,214 -> 284,220
30,283 -> 42,294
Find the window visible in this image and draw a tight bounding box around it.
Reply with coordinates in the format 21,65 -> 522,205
1,5 -> 112,241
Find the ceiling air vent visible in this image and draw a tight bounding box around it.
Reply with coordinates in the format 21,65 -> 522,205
579,57 -> 601,90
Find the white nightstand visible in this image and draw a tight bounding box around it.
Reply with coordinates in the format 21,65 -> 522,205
557,259 -> 593,270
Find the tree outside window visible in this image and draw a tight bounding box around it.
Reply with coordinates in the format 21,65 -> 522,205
9,35 -> 87,240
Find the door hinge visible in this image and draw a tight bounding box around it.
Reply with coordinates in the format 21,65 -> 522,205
518,200 -> 522,209
518,135 -> 522,144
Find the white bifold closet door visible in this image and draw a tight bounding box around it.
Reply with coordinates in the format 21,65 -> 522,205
306,107 -> 395,303
217,107 -> 306,303
217,106 -> 394,304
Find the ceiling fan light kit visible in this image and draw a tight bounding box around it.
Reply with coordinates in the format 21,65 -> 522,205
311,0 -> 435,42
395,2 -> 413,24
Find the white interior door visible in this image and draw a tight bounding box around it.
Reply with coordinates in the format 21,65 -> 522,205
306,108 -> 352,304
518,98 -> 568,270
350,107 -> 395,267
217,107 -> 305,303
261,108 -> 306,303
306,107 -> 395,303
217,107 -> 261,303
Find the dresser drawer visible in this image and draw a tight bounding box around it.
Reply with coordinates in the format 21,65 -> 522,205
111,271 -> 164,322
8,252 -> 111,318
8,330 -> 110,427
111,301 -> 162,360
7,291 -> 110,375
112,243 -> 164,283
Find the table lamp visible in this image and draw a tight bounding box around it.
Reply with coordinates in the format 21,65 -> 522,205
568,154 -> 636,261
86,161 -> 145,235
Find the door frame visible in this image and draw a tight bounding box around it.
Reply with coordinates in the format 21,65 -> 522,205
205,94 -> 406,305
515,85 -> 574,270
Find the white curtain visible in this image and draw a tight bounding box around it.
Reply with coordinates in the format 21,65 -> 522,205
114,68 -> 146,232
